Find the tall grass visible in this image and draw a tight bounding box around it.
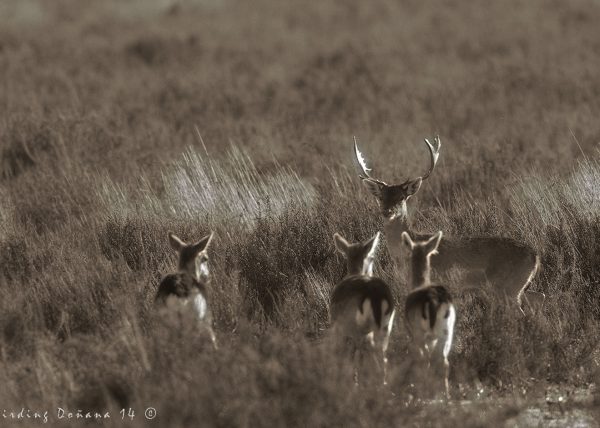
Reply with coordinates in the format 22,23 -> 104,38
1,144 -> 599,426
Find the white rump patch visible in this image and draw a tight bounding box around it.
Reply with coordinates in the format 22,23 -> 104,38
384,309 -> 395,336
166,295 -> 186,310
164,293 -> 208,321
381,300 -> 389,316
442,304 -> 456,358
382,309 -> 396,352
193,294 -> 208,320
366,331 -> 375,347
356,298 -> 373,327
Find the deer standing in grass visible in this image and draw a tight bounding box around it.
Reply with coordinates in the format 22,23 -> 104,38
155,232 -> 218,348
331,232 -> 396,385
402,231 -> 455,399
353,137 -> 543,313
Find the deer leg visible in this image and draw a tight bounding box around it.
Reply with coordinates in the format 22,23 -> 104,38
522,290 -> 546,312
428,339 -> 450,400
444,357 -> 450,400
352,344 -> 361,386
370,343 -> 386,386
208,325 -> 218,350
382,349 -> 389,386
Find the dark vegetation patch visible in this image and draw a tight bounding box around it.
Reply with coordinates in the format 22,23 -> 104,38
98,215 -> 167,273
0,118 -> 57,180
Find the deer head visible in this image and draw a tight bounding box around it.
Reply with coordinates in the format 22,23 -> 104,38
333,231 -> 381,276
354,136 -> 441,221
168,232 -> 214,282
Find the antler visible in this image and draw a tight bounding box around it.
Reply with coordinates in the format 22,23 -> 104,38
353,136 -> 372,179
353,138 -> 390,189
421,135 -> 441,181
354,135 -> 441,183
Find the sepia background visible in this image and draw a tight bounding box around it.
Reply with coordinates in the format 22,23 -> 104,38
0,0 -> 599,426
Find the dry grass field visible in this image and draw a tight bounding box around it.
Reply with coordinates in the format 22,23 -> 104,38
1,0 -> 600,426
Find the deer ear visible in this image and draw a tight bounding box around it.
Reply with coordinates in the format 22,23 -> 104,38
424,231 -> 443,255
191,232 -> 214,255
362,178 -> 386,199
401,231 -> 414,249
364,232 -> 380,259
168,233 -> 186,252
333,233 -> 350,254
405,177 -> 423,197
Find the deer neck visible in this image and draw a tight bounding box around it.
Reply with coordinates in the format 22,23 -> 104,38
179,268 -> 198,282
409,255 -> 431,288
347,265 -> 363,277
382,205 -> 411,264
177,260 -> 200,283
383,215 -> 411,237
346,258 -> 373,277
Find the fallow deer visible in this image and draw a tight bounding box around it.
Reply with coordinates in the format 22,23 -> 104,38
353,137 -> 543,313
331,232 -> 396,384
402,231 -> 455,399
155,232 -> 217,348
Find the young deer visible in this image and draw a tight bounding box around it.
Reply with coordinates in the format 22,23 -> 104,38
155,232 -> 217,348
402,231 -> 455,399
331,232 -> 396,385
354,137 -> 543,313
